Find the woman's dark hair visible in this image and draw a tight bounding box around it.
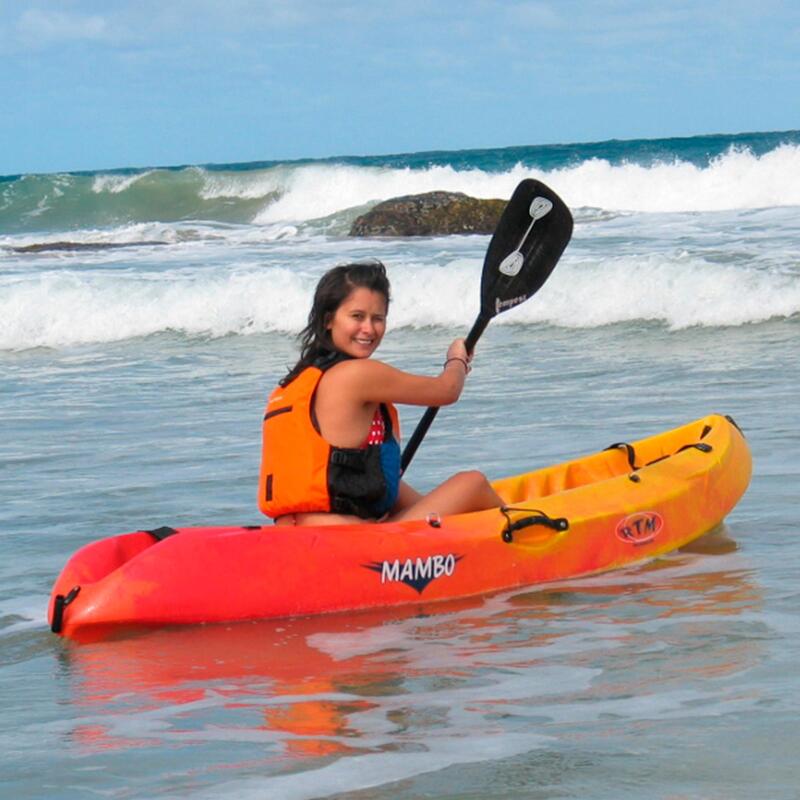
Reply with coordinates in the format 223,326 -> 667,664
281,260 -> 391,385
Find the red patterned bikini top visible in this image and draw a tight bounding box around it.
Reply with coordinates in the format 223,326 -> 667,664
362,407 -> 386,447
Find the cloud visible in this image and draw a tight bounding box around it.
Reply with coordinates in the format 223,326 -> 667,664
16,8 -> 115,47
114,0 -> 317,37
506,2 -> 562,29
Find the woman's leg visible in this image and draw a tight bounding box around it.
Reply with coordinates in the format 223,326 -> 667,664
391,480 -> 423,513
388,471 -> 503,522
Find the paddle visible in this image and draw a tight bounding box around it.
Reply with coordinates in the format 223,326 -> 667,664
400,178 -> 573,473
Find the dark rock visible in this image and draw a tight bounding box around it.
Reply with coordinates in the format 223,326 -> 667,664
349,191 -> 505,237
11,241 -> 166,254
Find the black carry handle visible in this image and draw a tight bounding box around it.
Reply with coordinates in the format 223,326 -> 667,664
400,180 -> 573,473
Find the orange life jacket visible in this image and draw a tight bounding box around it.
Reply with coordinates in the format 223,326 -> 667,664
259,363 -> 401,520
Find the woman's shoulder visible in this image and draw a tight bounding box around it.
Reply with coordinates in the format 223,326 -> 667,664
325,357 -> 392,381
316,359 -> 393,410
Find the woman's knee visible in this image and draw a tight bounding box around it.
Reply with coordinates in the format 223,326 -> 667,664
452,470 -> 491,491
451,470 -> 502,509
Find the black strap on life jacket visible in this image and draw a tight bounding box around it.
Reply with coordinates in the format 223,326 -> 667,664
308,351 -> 356,434
313,349 -> 353,371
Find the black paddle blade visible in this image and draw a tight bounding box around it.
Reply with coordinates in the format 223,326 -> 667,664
402,179 -> 572,474
480,179 -> 573,321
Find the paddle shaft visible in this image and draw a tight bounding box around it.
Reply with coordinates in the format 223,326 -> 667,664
398,178 -> 573,474
400,315 -> 489,472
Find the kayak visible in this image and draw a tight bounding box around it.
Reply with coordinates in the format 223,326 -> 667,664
49,414 -> 751,641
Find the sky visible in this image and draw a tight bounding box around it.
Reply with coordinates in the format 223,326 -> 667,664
1,0 -> 799,175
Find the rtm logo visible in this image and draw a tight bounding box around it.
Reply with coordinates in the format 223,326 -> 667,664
615,512 -> 664,545
364,553 -> 463,594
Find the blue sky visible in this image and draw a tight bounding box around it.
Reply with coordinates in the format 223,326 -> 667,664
1,1 -> 798,175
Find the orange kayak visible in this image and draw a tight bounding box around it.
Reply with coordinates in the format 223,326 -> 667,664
49,414 -> 751,641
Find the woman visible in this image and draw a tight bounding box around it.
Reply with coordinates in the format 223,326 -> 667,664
259,261 -> 503,526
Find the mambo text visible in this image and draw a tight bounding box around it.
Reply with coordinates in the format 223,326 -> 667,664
364,553 -> 462,594
615,511 -> 664,545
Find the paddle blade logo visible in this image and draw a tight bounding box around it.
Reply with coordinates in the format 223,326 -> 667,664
615,512 -> 663,545
495,294 -> 527,314
364,553 -> 463,594
498,251 -> 524,276
497,195 -> 554,276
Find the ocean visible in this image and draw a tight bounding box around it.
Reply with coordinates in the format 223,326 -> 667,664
1,131 -> 798,799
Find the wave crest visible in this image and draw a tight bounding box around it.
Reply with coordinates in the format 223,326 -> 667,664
3,139 -> 800,235
2,254 -> 797,350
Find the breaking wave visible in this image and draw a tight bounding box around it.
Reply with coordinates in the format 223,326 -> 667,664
2,132 -> 799,237
1,253 -> 797,350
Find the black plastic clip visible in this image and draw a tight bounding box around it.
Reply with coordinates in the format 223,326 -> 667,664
144,526 -> 179,541
500,507 -> 569,543
605,442 -> 638,471
51,585 -> 81,634
725,415 -> 744,436
677,442 -> 713,455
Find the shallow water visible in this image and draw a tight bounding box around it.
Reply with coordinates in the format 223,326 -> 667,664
2,319 -> 799,799
2,133 -> 799,798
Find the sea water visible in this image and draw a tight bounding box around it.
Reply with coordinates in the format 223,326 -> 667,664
1,131 -> 799,799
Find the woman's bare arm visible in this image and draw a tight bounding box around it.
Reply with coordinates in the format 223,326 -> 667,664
326,340 -> 471,408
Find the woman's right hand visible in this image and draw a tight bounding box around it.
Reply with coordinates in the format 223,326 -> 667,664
445,338 -> 471,373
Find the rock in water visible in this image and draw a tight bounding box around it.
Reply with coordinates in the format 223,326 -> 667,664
349,191 -> 505,237
11,241 -> 166,254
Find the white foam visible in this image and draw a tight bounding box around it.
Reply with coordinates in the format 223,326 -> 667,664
1,222 -> 180,249
244,144 -> 800,223
0,221 -> 303,254
198,167 -> 284,200
172,732 -> 548,800
550,144 -> 800,212
91,170 -> 156,194
253,163 -> 532,223
1,248 -> 798,350
0,267 -> 312,349
0,595 -> 48,636
509,254 -> 800,330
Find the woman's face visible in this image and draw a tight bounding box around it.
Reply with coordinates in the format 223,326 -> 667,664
326,287 -> 387,359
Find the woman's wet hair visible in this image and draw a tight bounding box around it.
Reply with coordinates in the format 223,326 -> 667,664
281,261 -> 391,385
